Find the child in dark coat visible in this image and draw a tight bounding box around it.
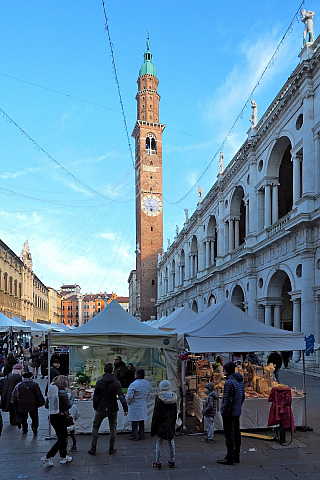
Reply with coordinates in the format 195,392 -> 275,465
202,382 -> 219,442
151,380 -> 177,470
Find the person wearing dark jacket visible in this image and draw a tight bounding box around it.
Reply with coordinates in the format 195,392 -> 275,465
3,352 -> 18,377
0,352 -> 5,372
88,363 -> 128,455
202,382 -> 219,443
41,375 -> 74,467
126,363 -> 136,387
45,359 -> 61,396
11,371 -> 45,434
217,362 -> 245,466
267,351 -> 282,383
30,347 -> 41,378
39,347 -> 48,379
113,356 -> 127,387
1,363 -> 23,425
151,380 -> 177,470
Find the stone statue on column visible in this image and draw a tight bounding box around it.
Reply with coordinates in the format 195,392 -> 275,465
158,252 -> 162,264
249,100 -> 258,128
184,208 -> 189,224
219,152 -> 224,175
301,9 -> 315,45
167,238 -> 171,248
175,225 -> 179,236
198,186 -> 204,203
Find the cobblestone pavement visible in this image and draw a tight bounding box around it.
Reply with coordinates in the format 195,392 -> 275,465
1,370 -> 320,480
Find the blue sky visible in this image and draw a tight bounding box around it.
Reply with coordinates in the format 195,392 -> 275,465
0,1 -> 317,296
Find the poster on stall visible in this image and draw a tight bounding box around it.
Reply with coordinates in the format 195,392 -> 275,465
70,345 -> 167,396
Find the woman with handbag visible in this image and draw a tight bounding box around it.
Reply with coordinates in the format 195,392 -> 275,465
41,375 -> 74,467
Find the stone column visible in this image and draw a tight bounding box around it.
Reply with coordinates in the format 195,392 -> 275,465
229,219 -> 234,252
300,253 -> 315,365
302,91 -> 315,195
211,240 -> 215,264
205,241 -> 210,268
272,183 -> 279,224
264,184 -> 271,229
179,265 -> 183,286
235,219 -> 240,248
292,155 -> 301,204
175,260 -> 179,288
185,253 -> 190,281
265,304 -> 272,326
245,200 -> 249,236
314,132 -> 320,194
292,298 -> 301,362
274,304 -> 281,329
198,241 -> 205,272
315,294 -> 320,366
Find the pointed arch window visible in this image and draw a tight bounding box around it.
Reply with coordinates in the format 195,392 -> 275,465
146,133 -> 156,154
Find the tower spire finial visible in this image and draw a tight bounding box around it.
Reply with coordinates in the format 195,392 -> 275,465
147,30 -> 150,50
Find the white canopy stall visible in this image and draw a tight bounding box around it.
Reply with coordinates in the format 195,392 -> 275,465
154,306 -> 197,332
174,301 -> 306,431
51,300 -> 178,434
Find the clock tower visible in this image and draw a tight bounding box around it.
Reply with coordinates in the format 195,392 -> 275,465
132,35 -> 165,322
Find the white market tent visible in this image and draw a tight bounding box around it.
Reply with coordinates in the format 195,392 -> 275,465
154,306 -> 197,332
25,319 -> 52,332
51,299 -> 176,348
11,316 -> 26,327
0,312 -> 31,333
175,300 -> 305,352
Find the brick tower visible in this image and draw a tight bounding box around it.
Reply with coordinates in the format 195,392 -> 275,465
132,35 -> 165,321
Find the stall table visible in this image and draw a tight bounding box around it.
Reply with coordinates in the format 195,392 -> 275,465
192,393 -> 303,430
74,398 -> 155,434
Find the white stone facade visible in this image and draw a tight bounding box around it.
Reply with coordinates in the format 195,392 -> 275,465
156,39 -> 320,366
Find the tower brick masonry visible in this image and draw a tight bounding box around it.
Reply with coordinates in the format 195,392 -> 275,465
132,38 -> 165,321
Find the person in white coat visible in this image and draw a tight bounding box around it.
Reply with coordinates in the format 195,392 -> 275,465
126,369 -> 151,440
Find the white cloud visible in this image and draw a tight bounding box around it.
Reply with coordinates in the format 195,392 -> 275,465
0,167 -> 41,179
99,232 -> 116,241
184,171 -> 198,188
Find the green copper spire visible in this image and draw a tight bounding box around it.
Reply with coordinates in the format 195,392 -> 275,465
139,31 -> 157,77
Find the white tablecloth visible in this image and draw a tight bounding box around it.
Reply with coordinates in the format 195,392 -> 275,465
74,399 -> 155,434
193,393 -> 304,430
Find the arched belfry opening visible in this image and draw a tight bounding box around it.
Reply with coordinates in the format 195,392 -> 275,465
146,133 -> 156,154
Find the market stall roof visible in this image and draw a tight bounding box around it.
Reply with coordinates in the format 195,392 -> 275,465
175,300 -> 305,352
155,306 -> 197,331
11,316 -> 26,326
0,312 -> 31,333
51,299 -> 176,348
25,319 -> 52,332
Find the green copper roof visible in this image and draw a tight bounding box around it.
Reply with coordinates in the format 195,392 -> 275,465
139,33 -> 157,78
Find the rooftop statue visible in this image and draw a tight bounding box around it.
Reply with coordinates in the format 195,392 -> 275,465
219,152 -> 224,175
175,225 -> 179,236
301,9 -> 315,46
249,100 -> 258,129
198,186 -> 204,203
184,208 -> 189,223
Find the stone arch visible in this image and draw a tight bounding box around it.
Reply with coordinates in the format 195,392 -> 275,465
231,284 -> 245,311
179,249 -> 185,284
206,215 -> 218,264
266,269 -> 293,330
190,235 -> 198,277
171,258 -> 176,289
230,186 -> 246,246
192,299 -> 198,313
208,294 -> 216,306
146,133 -> 157,154
266,136 -> 293,220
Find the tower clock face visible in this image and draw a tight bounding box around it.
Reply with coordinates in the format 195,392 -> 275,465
141,195 -> 162,216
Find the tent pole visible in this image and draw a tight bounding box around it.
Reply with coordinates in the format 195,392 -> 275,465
302,350 -> 307,430
181,357 -> 186,432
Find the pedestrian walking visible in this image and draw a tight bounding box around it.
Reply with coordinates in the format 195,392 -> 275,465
217,361 -> 245,465
11,371 -> 45,435
151,380 -> 177,470
126,368 -> 151,440
1,363 -> 23,426
22,343 -> 32,372
45,358 -> 61,395
41,375 -> 74,467
267,351 -> 283,382
88,363 -> 128,456
30,347 -> 41,378
39,346 -> 48,379
202,382 -> 219,443
3,352 -> 18,377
